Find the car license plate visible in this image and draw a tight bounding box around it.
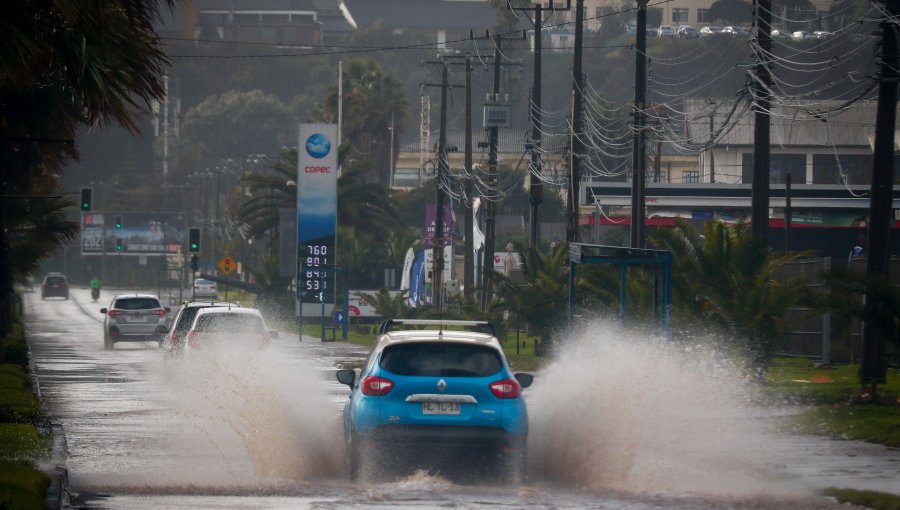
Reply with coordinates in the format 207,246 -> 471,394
422,402 -> 460,415
125,315 -> 147,323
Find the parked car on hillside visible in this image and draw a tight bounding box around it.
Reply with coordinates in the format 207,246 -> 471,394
700,26 -> 726,37
676,25 -> 700,39
41,273 -> 69,300
101,294 -> 170,349
657,25 -> 676,37
792,30 -> 810,41
335,319 -> 533,483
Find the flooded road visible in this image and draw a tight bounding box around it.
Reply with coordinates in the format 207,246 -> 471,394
23,289 -> 899,508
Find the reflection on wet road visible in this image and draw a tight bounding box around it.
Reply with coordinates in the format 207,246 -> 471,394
23,289 -> 898,509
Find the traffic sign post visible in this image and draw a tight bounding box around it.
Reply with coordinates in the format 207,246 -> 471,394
218,256 -> 235,301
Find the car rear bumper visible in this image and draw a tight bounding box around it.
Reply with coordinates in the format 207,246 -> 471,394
361,425 -> 525,449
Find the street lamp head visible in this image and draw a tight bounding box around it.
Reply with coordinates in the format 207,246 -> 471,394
286,180 -> 297,187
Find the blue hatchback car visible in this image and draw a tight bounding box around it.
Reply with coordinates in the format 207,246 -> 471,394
335,319 -> 533,483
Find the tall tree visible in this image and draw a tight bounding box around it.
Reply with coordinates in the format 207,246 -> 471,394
0,0 -> 175,337
313,59 -> 408,186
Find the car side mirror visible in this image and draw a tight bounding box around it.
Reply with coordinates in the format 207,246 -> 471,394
514,372 -> 534,389
335,369 -> 356,388
164,307 -> 171,313
100,308 -> 108,314
269,330 -> 279,338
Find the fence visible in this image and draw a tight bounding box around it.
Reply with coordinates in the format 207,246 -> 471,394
775,256 -> 899,365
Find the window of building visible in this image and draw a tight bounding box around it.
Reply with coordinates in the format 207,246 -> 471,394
741,154 -> 805,184
812,154 -> 872,185
683,170 -> 700,183
696,8 -> 710,24
672,8 -> 689,24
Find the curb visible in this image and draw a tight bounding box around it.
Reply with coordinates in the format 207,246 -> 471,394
46,422 -> 70,510
24,301 -> 71,510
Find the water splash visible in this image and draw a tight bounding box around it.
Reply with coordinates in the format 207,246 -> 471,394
527,319 -> 804,496
156,340 -> 344,485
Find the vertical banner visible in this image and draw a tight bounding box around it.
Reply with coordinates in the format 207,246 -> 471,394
297,123 -> 338,308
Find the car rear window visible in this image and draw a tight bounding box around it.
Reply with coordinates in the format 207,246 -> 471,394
195,279 -> 213,285
175,308 -> 202,333
379,343 -> 503,377
114,298 -> 161,310
194,313 -> 263,334
45,276 -> 66,285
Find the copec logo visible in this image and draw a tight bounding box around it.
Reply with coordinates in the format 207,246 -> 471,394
304,166 -> 331,173
305,133 -> 331,159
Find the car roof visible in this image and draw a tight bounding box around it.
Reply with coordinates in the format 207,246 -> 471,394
113,293 -> 160,300
182,301 -> 238,308
374,329 -> 501,353
194,306 -> 262,316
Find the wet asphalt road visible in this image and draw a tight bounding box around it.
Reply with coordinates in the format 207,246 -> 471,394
23,288 -> 899,509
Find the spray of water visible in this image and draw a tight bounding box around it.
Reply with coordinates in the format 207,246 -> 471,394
153,339 -> 345,486
528,319 -> 804,497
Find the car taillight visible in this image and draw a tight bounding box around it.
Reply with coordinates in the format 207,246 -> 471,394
489,379 -> 521,399
187,331 -> 199,349
107,309 -> 124,317
361,376 -> 394,396
150,309 -> 167,317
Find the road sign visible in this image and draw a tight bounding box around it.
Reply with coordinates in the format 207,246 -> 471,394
218,256 -> 235,275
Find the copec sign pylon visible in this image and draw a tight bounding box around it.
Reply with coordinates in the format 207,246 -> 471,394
297,123 -> 338,316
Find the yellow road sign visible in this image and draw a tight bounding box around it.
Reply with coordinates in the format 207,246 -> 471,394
218,256 -> 235,275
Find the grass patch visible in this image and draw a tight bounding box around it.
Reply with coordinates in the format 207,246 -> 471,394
765,358 -> 900,447
787,405 -> 900,447
0,365 -> 41,423
764,358 -> 900,405
822,488 -> 900,510
0,460 -> 50,510
0,423 -> 48,459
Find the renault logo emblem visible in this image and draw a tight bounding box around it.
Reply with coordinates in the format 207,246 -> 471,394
437,379 -> 447,392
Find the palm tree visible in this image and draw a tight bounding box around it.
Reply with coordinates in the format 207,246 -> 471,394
649,219 -> 809,372
490,242 -> 571,354
1,0 -> 174,337
238,147 -> 398,244
314,59 -> 408,186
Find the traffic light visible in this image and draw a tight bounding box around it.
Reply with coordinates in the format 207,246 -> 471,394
80,187 -> 93,211
188,227 -> 200,253
114,215 -> 122,229
115,238 -> 124,252
190,254 -> 199,272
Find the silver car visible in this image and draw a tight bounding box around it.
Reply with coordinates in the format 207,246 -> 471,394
192,278 -> 219,299
101,294 -> 170,349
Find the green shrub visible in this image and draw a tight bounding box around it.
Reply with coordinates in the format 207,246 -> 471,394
1,322 -> 28,366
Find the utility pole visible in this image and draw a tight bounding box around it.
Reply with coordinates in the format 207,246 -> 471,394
860,0 -> 898,397
511,1 -> 569,248
751,0 -> 773,245
464,56 -> 474,298
566,0 -> 585,244
442,54 -> 475,299
484,34 -> 502,307
630,0 -> 649,248
477,30 -> 521,308
422,59 -> 465,311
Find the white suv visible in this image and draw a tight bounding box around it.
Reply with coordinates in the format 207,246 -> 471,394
160,301 -> 239,352
101,294 -> 170,349
183,306 -> 276,351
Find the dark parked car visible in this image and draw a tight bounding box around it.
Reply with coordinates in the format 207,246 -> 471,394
41,273 -> 69,300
